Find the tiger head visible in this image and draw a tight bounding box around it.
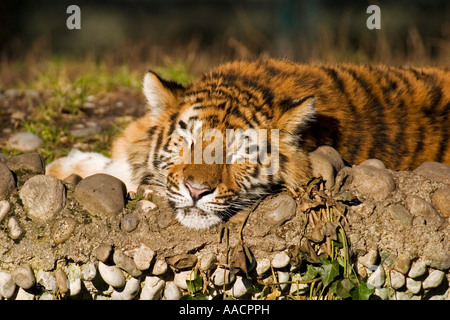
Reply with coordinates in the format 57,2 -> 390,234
141,70 -> 315,229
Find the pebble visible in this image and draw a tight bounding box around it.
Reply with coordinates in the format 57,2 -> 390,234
359,158 -> 386,170
15,287 -> 35,300
212,268 -> 235,287
406,278 -> 422,294
7,132 -> 43,152
367,265 -> 385,289
36,270 -> 58,293
98,262 -> 126,288
140,276 -> 165,300
136,185 -> 154,200
200,252 -> 217,271
19,175 -> 65,224
6,153 -> 45,174
422,270 -> 445,289
8,216 -> 23,240
133,244 -> 155,271
74,173 -> 127,218
309,151 -> 336,190
0,271 -> 16,299
0,200 -> 10,223
164,281 -> 182,300
431,188 -> 450,218
55,268 -> 69,294
414,161 -> 450,185
393,254 -> 411,275
388,204 -> 413,226
389,270 -> 405,289
66,263 -> 82,296
62,174 -> 82,189
69,121 -> 102,137
82,263 -> 97,281
11,264 -> 36,290
351,165 -> 396,201
0,162 -> 16,200
256,258 -> 271,276
173,270 -> 196,290
113,250 -> 142,277
167,254 -> 198,270
408,260 -> 428,278
230,276 -> 252,298
151,259 -> 168,276
406,196 -> 444,229
263,194 -> 297,226
358,249 -> 379,268
111,277 -> 141,300
51,218 -> 77,244
121,213 -> 140,232
135,200 -> 158,213
95,244 -> 112,263
277,271 -> 290,291
290,274 -> 309,295
271,251 -> 290,268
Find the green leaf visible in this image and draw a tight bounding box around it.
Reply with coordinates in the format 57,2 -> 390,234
330,279 -> 355,299
186,275 -> 203,294
317,259 -> 340,287
350,282 -> 375,300
302,264 -> 319,281
179,292 -> 208,300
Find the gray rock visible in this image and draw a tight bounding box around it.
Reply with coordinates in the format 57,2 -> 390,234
8,216 -> 23,240
66,263 -> 82,296
15,287 -> 35,300
359,159 -> 386,170
263,194 -> 297,226
111,277 -> 141,300
352,165 -> 396,201
309,151 -> 336,189
406,278 -> 422,294
199,252 -> 217,271
12,264 -> 36,290
54,268 -> 69,294
167,254 -> 198,270
164,281 -> 182,300
135,200 -> 158,213
359,249 -> 379,268
271,251 -> 290,268
98,262 -> 126,288
151,259 -> 168,276
231,276 -> 252,298
422,270 -> 445,289
367,265 -> 385,289
393,254 -> 411,275
62,174 -> 82,189
389,270 -> 405,289
69,122 -> 102,137
82,263 -> 97,281
173,270 -> 195,290
0,200 -> 10,223
256,258 -> 271,275
431,188 -> 450,218
74,174 -> 126,218
19,175 -> 65,224
406,196 -> 444,229
408,260 -> 428,278
113,250 -> 142,277
277,271 -> 290,291
7,132 -> 43,152
212,268 -> 235,287
121,214 -> 140,232
133,244 -> 155,271
414,162 -> 450,185
0,162 -> 16,200
6,153 -> 45,174
140,276 -> 165,300
52,218 -> 77,244
388,204 -> 413,226
95,244 -> 112,263
36,270 -> 58,293
0,271 -> 16,299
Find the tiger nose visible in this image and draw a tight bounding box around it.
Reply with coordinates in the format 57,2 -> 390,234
185,182 -> 212,200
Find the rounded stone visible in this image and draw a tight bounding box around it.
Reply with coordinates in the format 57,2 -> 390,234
256,258 -> 271,276
271,251 -> 290,268
393,254 -> 411,275
431,188 -> 450,218
54,268 -> 69,294
212,268 -> 235,287
111,277 -> 141,300
414,161 -> 450,185
406,278 -> 422,294
422,270 -> 445,289
164,281 -> 182,300
0,271 -> 16,299
231,276 -> 252,298
36,270 -> 58,293
8,216 -> 23,240
82,263 -> 97,281
98,262 -> 126,288
66,263 -> 82,296
135,200 -> 158,213
309,151 -> 336,189
408,260 -> 428,278
15,287 -> 35,300
406,196 -> 444,229
0,162 -> 16,200
7,153 -> 45,175
173,270 -> 196,290
74,173 -> 127,218
277,271 -> 291,291
359,159 -> 386,170
0,200 -> 11,223
367,265 -> 385,289
19,175 -> 65,224
151,259 -> 168,276
358,249 -> 379,268
352,165 -> 396,201
140,276 -> 165,300
200,252 -> 217,271
113,250 -> 142,277
389,270 -> 405,289
388,205 -> 413,226
167,254 -> 198,270
263,195 -> 297,226
121,214 -> 140,232
7,132 -> 43,152
11,264 -> 36,290
51,218 -> 77,244
133,244 -> 155,271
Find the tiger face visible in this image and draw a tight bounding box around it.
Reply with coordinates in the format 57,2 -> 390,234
130,70 -> 315,229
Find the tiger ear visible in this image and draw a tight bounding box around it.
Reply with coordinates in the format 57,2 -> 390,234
277,96 -> 316,134
143,71 -> 186,116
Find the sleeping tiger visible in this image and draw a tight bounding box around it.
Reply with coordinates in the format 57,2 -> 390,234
46,59 -> 450,229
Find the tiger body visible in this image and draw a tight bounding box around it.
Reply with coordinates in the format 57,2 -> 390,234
47,59 -> 450,229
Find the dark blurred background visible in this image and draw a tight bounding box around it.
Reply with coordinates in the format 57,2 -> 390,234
1,0 -> 449,72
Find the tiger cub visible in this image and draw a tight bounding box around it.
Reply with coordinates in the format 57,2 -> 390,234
46,59 -> 450,229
